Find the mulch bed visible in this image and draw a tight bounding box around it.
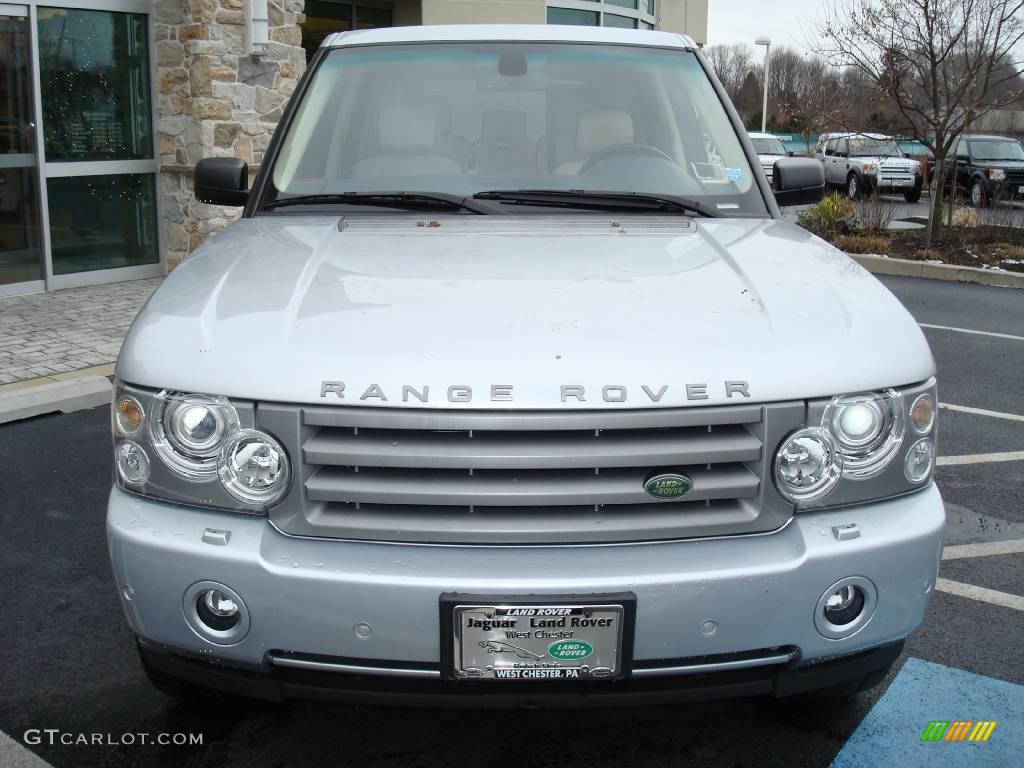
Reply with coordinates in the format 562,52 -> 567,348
841,224 -> 1024,273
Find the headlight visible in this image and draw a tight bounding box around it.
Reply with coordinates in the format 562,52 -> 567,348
774,427 -> 843,503
823,390 -> 905,479
987,168 -> 1006,181
905,438 -> 935,483
775,382 -> 936,509
112,382 -> 291,514
150,392 -> 239,480
115,440 -> 151,486
218,429 -> 290,506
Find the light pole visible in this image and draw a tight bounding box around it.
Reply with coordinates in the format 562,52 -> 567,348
755,36 -> 771,133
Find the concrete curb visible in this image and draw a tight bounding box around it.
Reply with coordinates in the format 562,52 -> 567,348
852,254 -> 1024,289
0,375 -> 111,425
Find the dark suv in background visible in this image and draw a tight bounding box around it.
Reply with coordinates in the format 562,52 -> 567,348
931,134 -> 1024,207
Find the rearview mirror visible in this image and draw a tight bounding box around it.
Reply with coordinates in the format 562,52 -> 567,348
194,157 -> 248,206
772,157 -> 825,206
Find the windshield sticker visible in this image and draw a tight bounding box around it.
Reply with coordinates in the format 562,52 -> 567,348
691,162 -> 726,181
716,203 -> 740,209
724,167 -> 745,182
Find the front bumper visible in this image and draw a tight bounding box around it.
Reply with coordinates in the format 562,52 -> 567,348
108,484 -> 944,700
865,174 -> 922,193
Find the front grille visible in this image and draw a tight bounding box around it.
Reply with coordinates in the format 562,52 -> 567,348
258,402 -> 804,544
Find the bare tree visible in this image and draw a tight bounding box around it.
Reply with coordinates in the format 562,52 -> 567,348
817,0 -> 1024,245
704,43 -> 755,98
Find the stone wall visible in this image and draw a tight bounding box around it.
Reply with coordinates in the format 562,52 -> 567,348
154,0 -> 307,269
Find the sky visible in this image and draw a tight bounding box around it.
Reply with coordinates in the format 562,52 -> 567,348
706,0 -> 824,51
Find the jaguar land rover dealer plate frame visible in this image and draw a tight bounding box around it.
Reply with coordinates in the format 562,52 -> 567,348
440,593 -> 636,681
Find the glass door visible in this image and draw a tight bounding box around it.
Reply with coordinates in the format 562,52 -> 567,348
0,4 -> 42,292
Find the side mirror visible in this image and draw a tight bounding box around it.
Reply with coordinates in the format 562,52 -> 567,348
772,157 -> 825,206
787,150 -> 795,157
194,157 -> 248,206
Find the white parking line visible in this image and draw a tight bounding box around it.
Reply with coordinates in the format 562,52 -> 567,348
0,731 -> 52,768
920,323 -> 1024,342
939,403 -> 1024,423
935,578 -> 1024,612
943,539 -> 1024,560
937,451 -> 1024,466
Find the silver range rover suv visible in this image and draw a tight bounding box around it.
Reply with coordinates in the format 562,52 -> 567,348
108,25 -> 943,707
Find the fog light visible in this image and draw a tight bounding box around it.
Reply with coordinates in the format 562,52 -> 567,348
183,581 -> 250,645
823,585 -> 865,626
196,589 -> 240,631
905,438 -> 935,483
814,577 -> 877,639
115,441 -> 150,486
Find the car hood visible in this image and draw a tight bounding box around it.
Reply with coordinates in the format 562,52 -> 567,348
118,216 -> 934,409
757,154 -> 786,165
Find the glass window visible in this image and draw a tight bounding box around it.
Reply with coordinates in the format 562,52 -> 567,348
606,0 -> 639,8
967,139 -> 1024,162
303,1 -> 353,62
547,8 -> 600,26
356,6 -> 392,29
603,13 -> 637,28
37,8 -> 152,161
268,43 -> 768,216
640,21 -> 654,30
0,11 -> 42,285
0,169 -> 40,285
47,173 -> 157,274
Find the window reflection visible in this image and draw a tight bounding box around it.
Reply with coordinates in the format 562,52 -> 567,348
37,8 -> 152,161
48,174 -> 157,274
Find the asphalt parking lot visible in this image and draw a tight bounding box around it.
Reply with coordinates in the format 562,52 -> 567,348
0,275 -> 1021,768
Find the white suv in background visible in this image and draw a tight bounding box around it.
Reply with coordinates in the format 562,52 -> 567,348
815,132 -> 923,202
748,132 -> 791,184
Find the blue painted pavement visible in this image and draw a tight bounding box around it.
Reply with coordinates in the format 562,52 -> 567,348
831,657 -> 1024,768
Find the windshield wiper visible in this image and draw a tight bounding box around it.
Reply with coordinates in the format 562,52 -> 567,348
262,191 -> 503,215
473,189 -> 720,218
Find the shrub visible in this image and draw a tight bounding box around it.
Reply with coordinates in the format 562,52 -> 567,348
834,234 -> 891,254
796,194 -> 862,239
853,192 -> 897,234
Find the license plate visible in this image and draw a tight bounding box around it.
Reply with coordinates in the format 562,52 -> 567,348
443,596 -> 632,681
889,178 -> 911,186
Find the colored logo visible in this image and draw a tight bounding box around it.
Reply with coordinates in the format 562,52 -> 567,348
547,640 -> 593,660
920,721 -> 997,742
644,473 -> 693,500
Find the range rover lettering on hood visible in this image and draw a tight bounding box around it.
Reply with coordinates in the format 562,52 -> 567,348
320,381 -> 752,404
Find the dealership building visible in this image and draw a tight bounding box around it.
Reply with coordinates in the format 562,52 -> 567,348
0,0 -> 708,296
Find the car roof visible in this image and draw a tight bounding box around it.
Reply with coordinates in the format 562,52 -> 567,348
748,132 -> 784,139
323,24 -> 696,50
820,132 -> 895,141
961,134 -> 1019,141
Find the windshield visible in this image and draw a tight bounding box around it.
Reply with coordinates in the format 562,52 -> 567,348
968,139 -> 1024,162
750,136 -> 787,156
848,137 -> 902,157
266,43 -> 767,215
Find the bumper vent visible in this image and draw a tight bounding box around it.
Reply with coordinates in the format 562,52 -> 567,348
258,403 -> 804,544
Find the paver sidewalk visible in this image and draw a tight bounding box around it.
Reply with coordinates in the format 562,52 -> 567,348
0,278 -> 163,388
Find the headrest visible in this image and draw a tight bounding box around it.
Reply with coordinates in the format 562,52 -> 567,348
576,110 -> 634,156
482,111 -> 527,141
378,100 -> 438,150
429,96 -> 453,136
